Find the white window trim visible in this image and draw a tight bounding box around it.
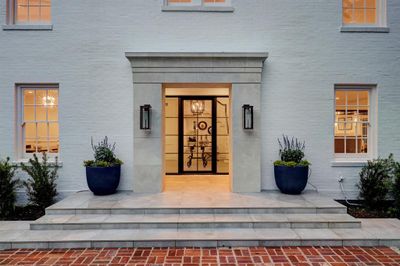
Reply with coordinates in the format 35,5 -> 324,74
340,0 -> 388,32
3,0 -> 53,31
15,84 -> 60,162
332,84 -> 378,165
162,0 -> 234,12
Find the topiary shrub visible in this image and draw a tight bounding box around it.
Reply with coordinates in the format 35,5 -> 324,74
20,153 -> 59,210
0,158 -> 19,217
357,154 -> 395,211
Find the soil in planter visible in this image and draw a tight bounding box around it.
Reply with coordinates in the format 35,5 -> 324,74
0,206 -> 45,221
336,200 -> 399,219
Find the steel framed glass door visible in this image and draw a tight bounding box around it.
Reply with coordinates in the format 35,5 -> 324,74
164,96 -> 230,175
180,97 -> 216,173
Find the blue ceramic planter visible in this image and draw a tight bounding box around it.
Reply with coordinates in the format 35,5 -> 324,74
274,165 -> 309,195
86,165 -> 121,195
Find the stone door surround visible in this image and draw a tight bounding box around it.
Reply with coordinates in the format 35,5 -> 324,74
126,52 -> 268,193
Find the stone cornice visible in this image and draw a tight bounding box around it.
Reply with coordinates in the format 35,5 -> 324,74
125,52 -> 268,62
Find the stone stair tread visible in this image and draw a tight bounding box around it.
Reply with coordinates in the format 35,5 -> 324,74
32,213 -> 360,225
2,226 -> 399,248
0,227 -> 381,242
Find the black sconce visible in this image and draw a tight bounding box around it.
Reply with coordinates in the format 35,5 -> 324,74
242,104 -> 254,130
140,104 -> 152,130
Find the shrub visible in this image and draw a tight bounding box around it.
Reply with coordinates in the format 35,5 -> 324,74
392,162 -> 400,216
357,154 -> 395,211
0,158 -> 19,217
84,136 -> 123,167
274,135 -> 309,167
20,153 -> 58,210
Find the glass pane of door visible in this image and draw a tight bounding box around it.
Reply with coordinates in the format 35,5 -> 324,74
182,99 -> 213,173
216,97 -> 230,174
165,98 -> 179,174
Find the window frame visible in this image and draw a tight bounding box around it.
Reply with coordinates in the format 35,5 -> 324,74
333,85 -> 377,163
341,0 -> 387,30
162,0 -> 234,12
165,0 -> 231,7
6,0 -> 52,26
15,84 -> 60,161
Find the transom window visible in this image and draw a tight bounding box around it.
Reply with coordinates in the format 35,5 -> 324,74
8,0 -> 51,25
334,88 -> 374,158
166,0 -> 229,6
342,0 -> 386,26
18,85 -> 59,159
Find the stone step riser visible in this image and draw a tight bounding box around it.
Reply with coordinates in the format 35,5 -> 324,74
46,207 -> 347,215
3,238 -> 396,250
30,221 -> 361,230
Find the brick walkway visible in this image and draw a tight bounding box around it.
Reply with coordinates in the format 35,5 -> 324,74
0,247 -> 399,266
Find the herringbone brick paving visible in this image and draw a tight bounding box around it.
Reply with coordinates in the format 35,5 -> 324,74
0,246 -> 399,265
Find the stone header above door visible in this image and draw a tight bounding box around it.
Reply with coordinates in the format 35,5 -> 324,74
125,52 -> 268,193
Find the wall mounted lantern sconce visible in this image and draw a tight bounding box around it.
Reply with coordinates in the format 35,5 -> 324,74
140,104 -> 152,130
242,104 -> 254,130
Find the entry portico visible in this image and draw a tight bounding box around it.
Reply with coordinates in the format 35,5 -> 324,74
126,52 -> 268,193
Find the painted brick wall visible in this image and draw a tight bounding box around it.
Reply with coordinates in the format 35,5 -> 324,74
0,0 -> 399,199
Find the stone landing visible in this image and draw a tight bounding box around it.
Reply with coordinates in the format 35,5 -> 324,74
1,191 -> 400,249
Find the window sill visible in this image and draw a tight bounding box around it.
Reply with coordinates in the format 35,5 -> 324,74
331,160 -> 368,167
12,159 -> 63,167
162,6 -> 234,12
2,24 -> 53,31
340,26 -> 389,33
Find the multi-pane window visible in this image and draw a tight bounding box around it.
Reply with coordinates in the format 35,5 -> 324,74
19,86 -> 59,158
166,0 -> 228,6
10,0 -> 51,24
334,89 -> 370,156
343,0 -> 376,25
342,0 -> 387,26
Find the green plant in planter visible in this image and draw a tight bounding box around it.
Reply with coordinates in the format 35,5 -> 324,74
84,136 -> 123,167
274,160 -> 311,167
85,137 -> 123,195
273,135 -> 311,195
357,154 -> 395,211
0,157 -> 19,217
274,135 -> 310,167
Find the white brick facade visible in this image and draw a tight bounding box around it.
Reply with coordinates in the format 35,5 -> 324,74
0,0 -> 399,199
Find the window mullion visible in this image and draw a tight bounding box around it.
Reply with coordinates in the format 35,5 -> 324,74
39,0 -> 42,22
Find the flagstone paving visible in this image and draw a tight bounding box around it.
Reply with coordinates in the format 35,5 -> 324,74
0,246 -> 399,265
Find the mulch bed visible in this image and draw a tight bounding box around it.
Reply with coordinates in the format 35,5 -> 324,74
0,206 -> 44,221
336,200 -> 399,219
0,246 -> 399,265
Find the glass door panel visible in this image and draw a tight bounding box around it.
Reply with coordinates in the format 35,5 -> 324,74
164,98 -> 179,174
216,97 -> 230,174
182,99 -> 213,173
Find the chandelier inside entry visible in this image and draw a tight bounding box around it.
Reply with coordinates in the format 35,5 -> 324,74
190,100 -> 205,115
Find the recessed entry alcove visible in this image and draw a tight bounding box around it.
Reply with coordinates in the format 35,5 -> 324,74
163,85 -> 231,191
125,52 -> 268,193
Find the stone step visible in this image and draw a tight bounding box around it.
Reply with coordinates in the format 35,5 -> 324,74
30,213 -> 360,230
2,225 -> 399,250
45,206 -> 347,215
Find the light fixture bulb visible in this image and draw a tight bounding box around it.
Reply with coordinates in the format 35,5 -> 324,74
42,96 -> 56,106
190,100 -> 205,115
